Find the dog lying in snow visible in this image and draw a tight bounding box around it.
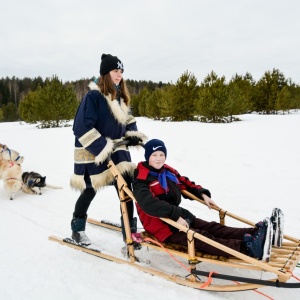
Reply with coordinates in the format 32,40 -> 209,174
22,171 -> 63,195
1,145 -> 62,198
1,161 -> 23,200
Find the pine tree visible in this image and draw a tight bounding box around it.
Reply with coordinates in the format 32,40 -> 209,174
170,71 -> 198,121
158,85 -> 174,120
254,69 -> 287,114
2,102 -> 19,121
19,76 -> 78,128
197,71 -> 230,123
130,94 -> 140,116
275,86 -> 291,114
287,80 -> 300,110
18,91 -> 39,123
228,73 -> 255,115
137,88 -> 152,117
145,89 -> 163,119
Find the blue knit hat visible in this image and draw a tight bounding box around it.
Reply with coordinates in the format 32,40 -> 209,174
100,54 -> 124,75
144,139 -> 167,162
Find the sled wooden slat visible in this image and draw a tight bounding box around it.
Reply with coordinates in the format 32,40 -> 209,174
282,242 -> 300,247
49,235 -> 276,292
88,218 -> 122,231
272,248 -> 299,254
270,257 -> 294,264
271,254 -> 298,260
182,190 -> 300,244
180,190 -> 300,270
140,232 -> 298,272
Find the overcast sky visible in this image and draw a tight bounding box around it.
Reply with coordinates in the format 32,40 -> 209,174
1,0 -> 299,84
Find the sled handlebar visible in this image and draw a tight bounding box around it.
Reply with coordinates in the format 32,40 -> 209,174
113,140 -> 145,150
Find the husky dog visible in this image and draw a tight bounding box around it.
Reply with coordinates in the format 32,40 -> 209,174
0,144 -> 24,165
22,171 -> 62,195
0,158 -> 12,179
2,162 -> 23,200
0,144 -> 7,161
0,143 -> 7,158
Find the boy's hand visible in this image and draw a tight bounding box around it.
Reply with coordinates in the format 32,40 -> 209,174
177,217 -> 189,229
202,194 -> 219,209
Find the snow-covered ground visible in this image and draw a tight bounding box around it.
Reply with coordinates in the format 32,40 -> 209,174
1,112 -> 300,300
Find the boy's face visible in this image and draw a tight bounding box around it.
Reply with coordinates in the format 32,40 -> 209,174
148,151 -> 166,169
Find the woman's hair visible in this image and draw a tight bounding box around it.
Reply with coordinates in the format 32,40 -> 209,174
99,74 -> 130,106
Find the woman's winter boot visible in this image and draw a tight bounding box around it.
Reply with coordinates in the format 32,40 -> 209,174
71,214 -> 91,246
120,217 -> 141,256
120,216 -> 137,239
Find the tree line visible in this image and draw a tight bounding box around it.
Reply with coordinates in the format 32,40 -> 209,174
0,68 -> 299,126
131,69 -> 300,122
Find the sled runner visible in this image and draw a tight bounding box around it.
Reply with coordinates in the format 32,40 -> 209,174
49,142 -> 300,292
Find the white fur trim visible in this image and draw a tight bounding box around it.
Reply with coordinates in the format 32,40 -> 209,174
127,114 -> 136,125
87,81 -> 132,126
91,161 -> 136,190
70,174 -> 86,191
105,95 -> 130,125
78,128 -> 101,148
95,138 -> 114,165
88,81 -> 100,91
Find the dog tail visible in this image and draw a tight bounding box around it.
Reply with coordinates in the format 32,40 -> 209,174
45,184 -> 63,189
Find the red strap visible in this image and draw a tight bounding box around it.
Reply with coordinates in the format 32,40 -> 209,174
199,271 -> 218,289
143,237 -> 191,272
287,270 -> 300,281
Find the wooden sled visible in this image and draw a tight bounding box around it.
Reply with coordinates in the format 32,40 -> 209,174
106,158 -> 300,292
49,141 -> 300,292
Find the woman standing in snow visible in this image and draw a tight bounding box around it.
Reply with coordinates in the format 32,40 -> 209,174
70,53 -> 147,245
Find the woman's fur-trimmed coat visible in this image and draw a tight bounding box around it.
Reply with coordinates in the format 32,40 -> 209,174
70,82 -> 147,191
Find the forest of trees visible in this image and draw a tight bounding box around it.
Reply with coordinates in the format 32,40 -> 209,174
131,69 -> 300,122
0,68 -> 299,126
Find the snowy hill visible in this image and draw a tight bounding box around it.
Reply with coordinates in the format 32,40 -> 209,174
1,113 -> 300,300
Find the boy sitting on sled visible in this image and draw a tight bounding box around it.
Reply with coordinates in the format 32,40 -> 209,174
132,139 -> 283,261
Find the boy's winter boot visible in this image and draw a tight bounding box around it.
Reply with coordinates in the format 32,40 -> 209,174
243,217 -> 273,262
71,214 -> 91,246
270,208 -> 284,247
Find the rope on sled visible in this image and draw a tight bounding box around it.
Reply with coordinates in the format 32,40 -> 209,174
142,237 -> 191,273
287,270 -> 300,281
138,234 -> 297,297
198,272 -> 274,299
199,271 -> 218,288
232,281 -> 274,300
194,268 -> 275,299
141,236 -> 226,290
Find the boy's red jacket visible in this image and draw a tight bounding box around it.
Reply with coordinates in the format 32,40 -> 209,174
132,162 -> 211,242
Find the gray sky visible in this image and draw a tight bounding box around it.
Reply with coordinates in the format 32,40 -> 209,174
1,0 -> 299,84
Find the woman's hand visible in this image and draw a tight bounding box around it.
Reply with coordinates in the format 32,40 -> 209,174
202,194 -> 219,209
176,217 -> 189,229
